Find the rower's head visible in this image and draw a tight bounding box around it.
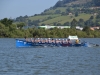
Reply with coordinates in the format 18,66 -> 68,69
68,39 -> 70,41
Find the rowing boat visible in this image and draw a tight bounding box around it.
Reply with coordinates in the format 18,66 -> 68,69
16,36 -> 94,47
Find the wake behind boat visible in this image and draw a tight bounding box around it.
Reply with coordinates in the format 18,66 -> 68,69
16,36 -> 99,48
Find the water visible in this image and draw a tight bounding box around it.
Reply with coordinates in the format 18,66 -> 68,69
0,38 -> 100,75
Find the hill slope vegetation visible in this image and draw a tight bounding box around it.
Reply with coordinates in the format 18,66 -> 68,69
13,0 -> 100,27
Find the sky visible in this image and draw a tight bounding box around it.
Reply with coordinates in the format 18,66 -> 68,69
0,0 -> 58,19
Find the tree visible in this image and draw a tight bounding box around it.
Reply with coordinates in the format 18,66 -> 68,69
89,16 -> 94,20
93,0 -> 100,6
17,22 -> 25,29
24,15 -> 28,18
41,23 -> 45,26
82,26 -> 90,31
66,8 -> 71,13
55,10 -> 61,14
63,22 -> 70,26
53,22 -> 57,26
75,12 -> 78,17
9,24 -> 16,31
96,14 -> 100,19
0,22 -> 10,37
0,18 -> 13,26
71,19 -> 77,28
15,16 -> 26,22
78,19 -> 84,27
57,23 -> 62,26
47,16 -> 52,19
61,12 -> 66,15
85,20 -> 94,26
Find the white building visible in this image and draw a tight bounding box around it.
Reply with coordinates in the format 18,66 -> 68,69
76,26 -> 83,30
38,25 -> 70,29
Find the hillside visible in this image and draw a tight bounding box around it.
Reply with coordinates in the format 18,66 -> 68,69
14,0 -> 100,27
54,0 -> 92,7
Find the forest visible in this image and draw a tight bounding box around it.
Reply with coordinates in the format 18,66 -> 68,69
0,18 -> 100,38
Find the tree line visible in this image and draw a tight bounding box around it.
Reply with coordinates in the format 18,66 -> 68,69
0,18 -> 100,38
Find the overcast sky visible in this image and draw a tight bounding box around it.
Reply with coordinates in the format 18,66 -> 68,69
0,0 -> 58,19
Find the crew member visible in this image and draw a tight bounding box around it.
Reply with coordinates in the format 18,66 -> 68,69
75,39 -> 79,44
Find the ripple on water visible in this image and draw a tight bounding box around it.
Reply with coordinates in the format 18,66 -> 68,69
0,38 -> 100,75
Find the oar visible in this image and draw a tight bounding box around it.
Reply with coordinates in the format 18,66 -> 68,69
89,43 -> 99,47
81,40 -> 99,47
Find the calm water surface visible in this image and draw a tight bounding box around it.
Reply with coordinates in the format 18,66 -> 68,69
0,38 -> 100,75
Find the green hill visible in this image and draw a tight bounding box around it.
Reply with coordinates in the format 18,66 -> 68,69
14,0 -> 100,27
39,13 -> 92,25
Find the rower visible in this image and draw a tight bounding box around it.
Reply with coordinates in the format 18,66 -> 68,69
67,39 -> 71,44
75,39 -> 79,44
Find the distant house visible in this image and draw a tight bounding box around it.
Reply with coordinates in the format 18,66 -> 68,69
90,28 -> 94,31
93,13 -> 98,16
37,25 -> 70,29
90,7 -> 100,9
90,26 -> 100,30
76,26 -> 83,30
68,13 -> 73,16
92,13 -> 98,16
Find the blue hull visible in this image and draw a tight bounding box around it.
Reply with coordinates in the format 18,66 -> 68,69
16,39 -> 34,47
16,39 -> 89,48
